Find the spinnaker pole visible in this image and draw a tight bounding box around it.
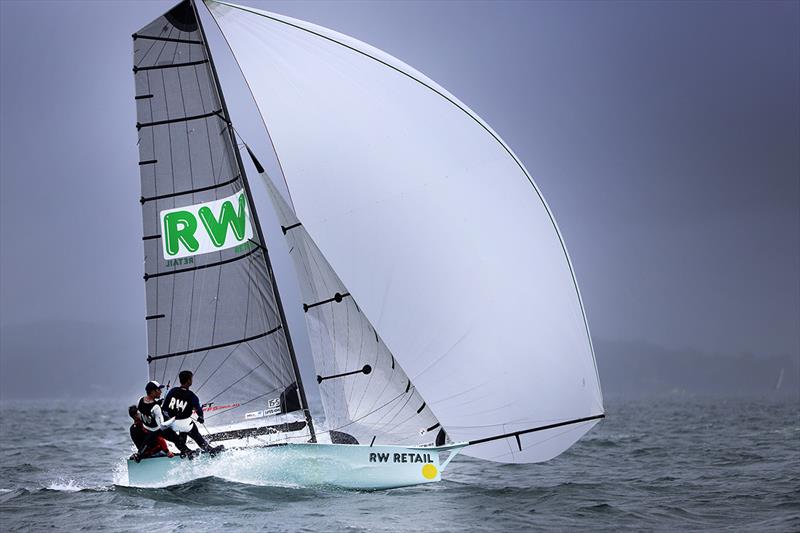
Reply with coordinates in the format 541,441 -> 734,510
189,0 -> 316,443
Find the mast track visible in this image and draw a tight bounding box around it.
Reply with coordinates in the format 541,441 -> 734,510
147,326 -> 282,362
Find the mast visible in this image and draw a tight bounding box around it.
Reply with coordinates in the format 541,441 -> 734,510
189,0 -> 316,442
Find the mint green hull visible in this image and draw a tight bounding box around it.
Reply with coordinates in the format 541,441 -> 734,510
126,443 -> 463,490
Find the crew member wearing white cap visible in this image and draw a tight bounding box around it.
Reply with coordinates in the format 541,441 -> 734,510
132,381 -> 190,461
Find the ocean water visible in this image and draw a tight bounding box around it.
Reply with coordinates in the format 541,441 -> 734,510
0,395 -> 797,532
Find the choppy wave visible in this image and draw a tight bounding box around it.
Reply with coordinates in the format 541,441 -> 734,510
1,396 -> 798,531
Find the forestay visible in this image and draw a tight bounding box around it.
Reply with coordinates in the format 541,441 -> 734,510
206,0 -> 604,462
258,168 -> 443,447
132,0 -> 312,441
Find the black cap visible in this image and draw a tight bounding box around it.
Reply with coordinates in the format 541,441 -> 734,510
145,380 -> 164,393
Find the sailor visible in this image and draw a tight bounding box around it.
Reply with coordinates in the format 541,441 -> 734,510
132,381 -> 190,462
162,370 -> 222,455
128,405 -> 173,459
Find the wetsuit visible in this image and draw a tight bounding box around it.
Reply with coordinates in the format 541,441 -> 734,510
162,387 -> 210,451
136,397 -> 188,455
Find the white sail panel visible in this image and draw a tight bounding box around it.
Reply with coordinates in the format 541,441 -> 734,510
260,172 -> 443,447
207,0 -> 603,462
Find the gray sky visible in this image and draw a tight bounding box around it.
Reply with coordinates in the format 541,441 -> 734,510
1,0 -> 798,397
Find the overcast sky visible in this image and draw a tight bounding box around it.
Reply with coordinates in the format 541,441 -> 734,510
1,0 -> 798,392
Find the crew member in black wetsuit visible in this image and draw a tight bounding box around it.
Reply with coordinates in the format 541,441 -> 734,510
128,405 -> 173,459
162,371 -> 223,455
132,381 -> 190,462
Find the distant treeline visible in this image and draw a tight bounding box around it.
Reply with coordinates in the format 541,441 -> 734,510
595,339 -> 799,398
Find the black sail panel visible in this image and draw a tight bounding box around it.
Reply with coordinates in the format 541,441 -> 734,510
133,0 -> 310,439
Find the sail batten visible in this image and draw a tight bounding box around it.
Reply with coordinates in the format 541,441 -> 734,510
207,0 -> 604,463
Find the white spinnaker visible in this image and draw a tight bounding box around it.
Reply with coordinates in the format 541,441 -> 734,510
207,0 -> 603,462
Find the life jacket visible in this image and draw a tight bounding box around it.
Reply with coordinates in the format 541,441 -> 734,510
137,397 -> 162,429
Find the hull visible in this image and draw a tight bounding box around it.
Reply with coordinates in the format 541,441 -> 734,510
126,442 -> 463,490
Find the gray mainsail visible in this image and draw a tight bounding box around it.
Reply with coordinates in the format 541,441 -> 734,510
132,0 -> 314,442
255,160 -> 444,447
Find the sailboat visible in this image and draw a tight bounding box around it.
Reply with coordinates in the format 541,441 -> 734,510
127,0 -> 604,490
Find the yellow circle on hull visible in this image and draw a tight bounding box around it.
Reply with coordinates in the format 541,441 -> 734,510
422,463 -> 438,479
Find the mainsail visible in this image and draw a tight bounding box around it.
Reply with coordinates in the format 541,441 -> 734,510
257,165 -> 443,447
132,0 -> 314,442
206,0 -> 604,462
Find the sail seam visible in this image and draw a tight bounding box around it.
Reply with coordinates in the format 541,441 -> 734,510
132,34 -> 204,45
133,58 -> 209,73
147,326 -> 282,362
136,109 -> 224,130
139,175 -> 240,204
143,246 -> 260,280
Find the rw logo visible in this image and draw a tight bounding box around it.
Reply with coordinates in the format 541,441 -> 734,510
160,190 -> 253,259
168,397 -> 189,414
